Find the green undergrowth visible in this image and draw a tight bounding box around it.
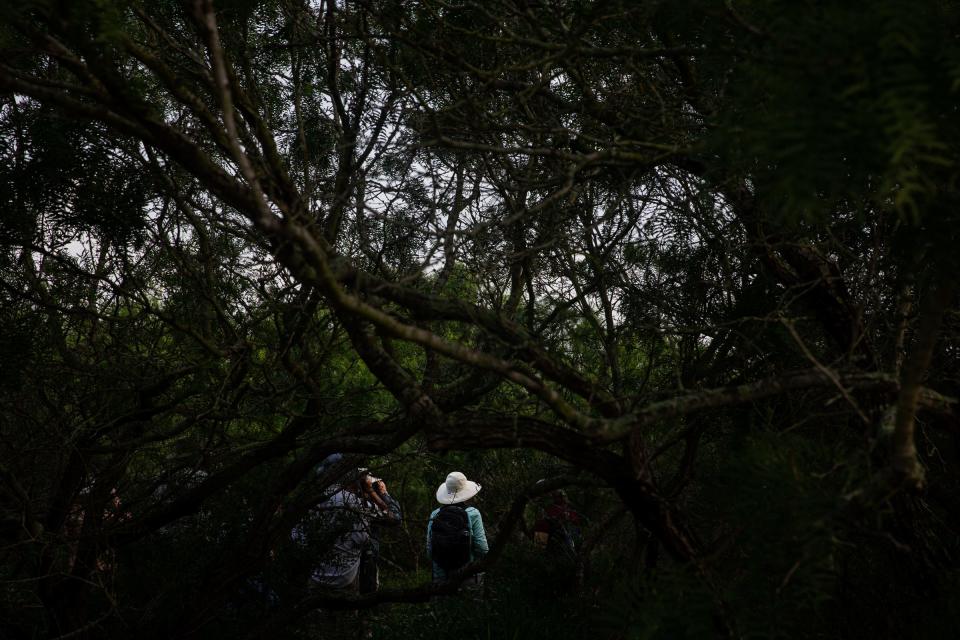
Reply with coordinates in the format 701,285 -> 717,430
370,546 -> 596,640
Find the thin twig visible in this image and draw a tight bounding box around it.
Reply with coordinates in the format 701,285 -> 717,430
781,318 -> 870,425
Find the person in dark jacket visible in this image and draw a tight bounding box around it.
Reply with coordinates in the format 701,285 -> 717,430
292,464 -> 400,591
292,462 -> 401,639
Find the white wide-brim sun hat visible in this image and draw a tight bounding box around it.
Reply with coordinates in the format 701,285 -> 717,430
436,471 -> 481,504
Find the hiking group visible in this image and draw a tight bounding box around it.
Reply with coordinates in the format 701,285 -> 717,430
294,461 -> 586,598
293,461 -> 489,596
283,465 -> 489,638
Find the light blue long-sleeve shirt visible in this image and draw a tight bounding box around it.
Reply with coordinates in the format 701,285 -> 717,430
426,505 -> 488,579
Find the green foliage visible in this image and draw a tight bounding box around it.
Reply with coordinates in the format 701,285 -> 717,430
715,0 -> 960,226
2,1 -> 960,638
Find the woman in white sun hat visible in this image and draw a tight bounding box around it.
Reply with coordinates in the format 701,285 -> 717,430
426,471 -> 488,586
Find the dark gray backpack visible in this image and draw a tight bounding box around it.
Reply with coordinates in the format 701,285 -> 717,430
431,505 -> 471,572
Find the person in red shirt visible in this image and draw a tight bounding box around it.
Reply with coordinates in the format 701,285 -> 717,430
532,490 -> 582,558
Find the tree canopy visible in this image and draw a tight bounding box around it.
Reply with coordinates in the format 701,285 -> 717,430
1,1 -> 959,638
